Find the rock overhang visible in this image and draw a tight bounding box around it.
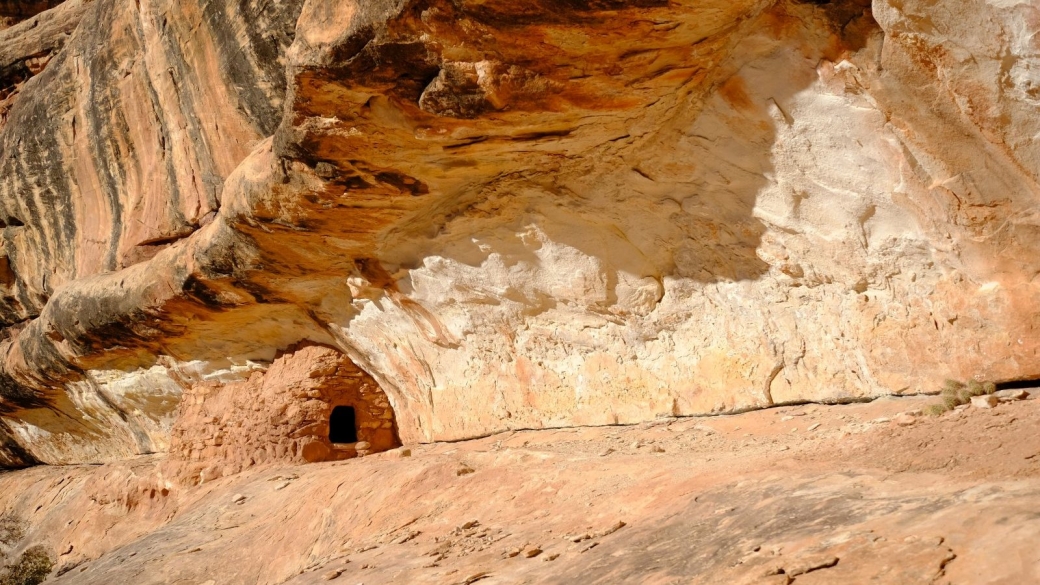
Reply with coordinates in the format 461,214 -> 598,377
0,0 -> 1038,466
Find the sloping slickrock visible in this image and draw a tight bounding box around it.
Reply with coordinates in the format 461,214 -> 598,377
0,395 -> 1036,584
1,0 -> 1040,464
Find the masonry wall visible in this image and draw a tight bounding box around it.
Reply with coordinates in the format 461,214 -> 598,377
167,344 -> 399,484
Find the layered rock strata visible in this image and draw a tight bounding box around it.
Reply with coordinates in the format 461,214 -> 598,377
0,0 -> 1039,465
0,0 -> 91,126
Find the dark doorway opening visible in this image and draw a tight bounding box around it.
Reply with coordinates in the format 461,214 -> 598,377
995,379 -> 1040,391
329,406 -> 358,444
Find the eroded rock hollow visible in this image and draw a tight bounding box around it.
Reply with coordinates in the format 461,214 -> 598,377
0,0 -> 1038,466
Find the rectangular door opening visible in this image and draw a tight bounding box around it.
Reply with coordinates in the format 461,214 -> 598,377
329,405 -> 358,444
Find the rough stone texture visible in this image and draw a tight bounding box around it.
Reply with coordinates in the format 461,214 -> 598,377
0,0 -> 90,127
0,0 -> 309,466
0,395 -> 1036,584
0,1 -> 66,29
167,344 -> 399,484
0,1 -> 66,19
1,0 -> 1040,464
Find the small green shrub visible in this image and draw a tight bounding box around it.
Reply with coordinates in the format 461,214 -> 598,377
0,546 -> 53,585
930,378 -> 999,413
0,517 -> 24,547
925,403 -> 949,416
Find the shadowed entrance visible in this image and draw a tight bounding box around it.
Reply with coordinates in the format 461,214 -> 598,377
329,406 -> 358,444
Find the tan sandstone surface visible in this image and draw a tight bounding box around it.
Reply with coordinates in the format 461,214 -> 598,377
0,0 -> 1039,465
0,393 -> 1037,583
1,0 -> 1039,582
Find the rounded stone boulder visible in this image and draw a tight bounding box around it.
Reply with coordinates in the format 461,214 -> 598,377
301,439 -> 330,463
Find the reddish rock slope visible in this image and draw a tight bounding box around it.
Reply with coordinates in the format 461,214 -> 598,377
0,394 -> 1037,583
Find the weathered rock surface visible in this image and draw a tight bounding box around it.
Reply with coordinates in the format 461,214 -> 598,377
0,0 -> 1040,464
0,0 -> 91,126
0,395 -> 1036,584
0,0 -> 66,29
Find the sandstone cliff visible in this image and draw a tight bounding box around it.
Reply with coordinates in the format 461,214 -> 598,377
0,0 -> 1038,467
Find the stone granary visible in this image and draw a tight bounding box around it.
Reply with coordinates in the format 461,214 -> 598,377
168,344 -> 399,484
